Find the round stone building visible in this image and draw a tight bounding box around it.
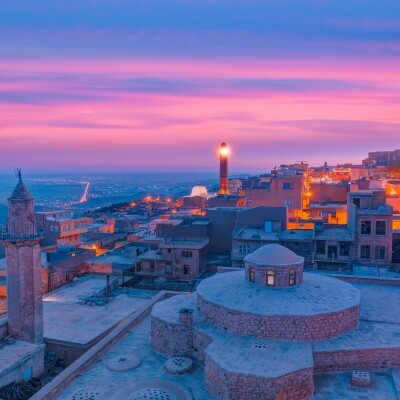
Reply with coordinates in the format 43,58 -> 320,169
151,244 -> 362,400
244,243 -> 304,287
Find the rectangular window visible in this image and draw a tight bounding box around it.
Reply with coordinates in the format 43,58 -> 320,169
316,240 -> 325,255
360,245 -> 371,259
375,221 -> 386,235
183,265 -> 190,275
246,199 -> 253,205
239,244 -> 251,254
339,242 -> 350,256
375,246 -> 386,260
361,221 -> 371,235
282,183 -> 294,189
181,251 -> 193,258
327,245 -> 338,259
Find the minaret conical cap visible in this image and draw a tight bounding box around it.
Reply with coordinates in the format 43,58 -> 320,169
9,178 -> 33,201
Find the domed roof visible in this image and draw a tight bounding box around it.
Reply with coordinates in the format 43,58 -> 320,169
190,185 -> 208,197
244,244 -> 303,266
9,179 -> 33,201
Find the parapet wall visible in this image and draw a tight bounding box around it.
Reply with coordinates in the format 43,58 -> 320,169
205,356 -> 314,400
313,347 -> 400,373
198,294 -> 359,341
150,315 -> 213,364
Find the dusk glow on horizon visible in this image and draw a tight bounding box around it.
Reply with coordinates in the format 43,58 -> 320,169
1,1 -> 400,173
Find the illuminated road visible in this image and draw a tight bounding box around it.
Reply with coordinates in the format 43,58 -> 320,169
79,182 -> 90,203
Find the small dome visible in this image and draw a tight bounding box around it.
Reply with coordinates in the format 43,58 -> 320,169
190,185 -> 208,197
244,244 -> 303,266
9,179 -> 33,201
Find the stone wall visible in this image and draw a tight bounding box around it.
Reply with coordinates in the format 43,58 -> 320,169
313,347 -> 400,373
0,345 -> 45,388
245,261 -> 303,287
205,356 -> 313,400
198,295 -> 359,341
151,314 -> 213,364
150,317 -> 193,358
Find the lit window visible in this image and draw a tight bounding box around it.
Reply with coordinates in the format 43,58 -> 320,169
249,267 -> 255,283
289,270 -> 296,286
267,270 -> 275,286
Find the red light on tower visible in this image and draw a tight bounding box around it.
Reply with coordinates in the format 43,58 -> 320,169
219,142 -> 230,195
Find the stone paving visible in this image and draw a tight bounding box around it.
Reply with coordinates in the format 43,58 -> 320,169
54,276 -> 400,400
205,335 -> 312,377
313,321 -> 400,352
313,371 -> 397,400
197,271 -> 360,315
353,283 -> 400,324
57,316 -> 214,400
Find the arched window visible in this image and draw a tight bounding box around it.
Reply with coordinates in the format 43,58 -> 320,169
289,270 -> 296,286
249,267 -> 255,283
267,270 -> 275,286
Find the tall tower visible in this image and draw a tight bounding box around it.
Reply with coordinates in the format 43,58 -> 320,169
2,171 -> 44,343
219,142 -> 230,195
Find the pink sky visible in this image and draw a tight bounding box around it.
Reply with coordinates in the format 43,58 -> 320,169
1,1 -> 400,173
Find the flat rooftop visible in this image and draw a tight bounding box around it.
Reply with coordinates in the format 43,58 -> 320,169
315,227 -> 352,240
233,228 -> 279,241
43,276 -> 157,346
46,276 -> 400,400
55,316 -> 212,400
89,253 -> 135,265
0,340 -> 44,378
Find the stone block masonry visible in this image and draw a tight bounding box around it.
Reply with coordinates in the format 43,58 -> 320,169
314,347 -> 400,373
198,294 -> 359,341
205,356 -> 313,400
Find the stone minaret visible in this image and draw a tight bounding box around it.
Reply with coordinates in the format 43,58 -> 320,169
219,142 -> 230,195
2,171 -> 44,343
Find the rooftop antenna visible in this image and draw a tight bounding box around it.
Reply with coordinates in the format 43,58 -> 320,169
15,168 -> 22,181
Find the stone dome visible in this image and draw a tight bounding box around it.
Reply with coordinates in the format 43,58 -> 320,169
244,244 -> 303,266
190,185 -> 208,197
244,244 -> 304,287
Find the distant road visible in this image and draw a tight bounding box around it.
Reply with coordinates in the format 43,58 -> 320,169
79,182 -> 90,203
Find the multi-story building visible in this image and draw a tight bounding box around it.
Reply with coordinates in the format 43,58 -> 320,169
137,237 -> 209,280
41,246 -> 96,292
244,173 -> 304,214
310,182 -> 348,203
44,216 -> 90,246
362,149 -> 400,166
347,190 -> 393,265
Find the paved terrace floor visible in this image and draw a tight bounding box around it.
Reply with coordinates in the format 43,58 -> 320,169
55,277 -> 400,400
56,316 -> 213,400
43,278 -> 158,346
